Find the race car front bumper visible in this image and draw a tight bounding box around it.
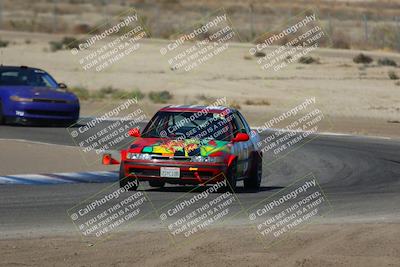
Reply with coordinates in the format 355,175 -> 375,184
121,159 -> 228,185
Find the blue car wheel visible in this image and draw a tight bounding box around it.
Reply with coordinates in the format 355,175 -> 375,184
0,100 -> 4,124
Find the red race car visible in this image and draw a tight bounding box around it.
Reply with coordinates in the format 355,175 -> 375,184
103,105 -> 263,192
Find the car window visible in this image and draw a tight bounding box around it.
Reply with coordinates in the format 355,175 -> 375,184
233,112 -> 247,134
0,69 -> 58,88
236,111 -> 251,133
142,111 -> 234,141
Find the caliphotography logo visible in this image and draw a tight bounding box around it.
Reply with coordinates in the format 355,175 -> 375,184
0,1 -> 399,267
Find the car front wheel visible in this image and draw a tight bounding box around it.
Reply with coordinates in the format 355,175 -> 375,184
0,101 -> 4,125
119,162 -> 138,191
224,161 -> 238,192
244,154 -> 262,191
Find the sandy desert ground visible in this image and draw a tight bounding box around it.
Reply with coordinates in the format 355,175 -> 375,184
1,224 -> 399,267
1,24 -> 400,267
0,30 -> 399,137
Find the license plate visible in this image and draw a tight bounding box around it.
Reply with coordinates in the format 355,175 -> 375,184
160,167 -> 180,178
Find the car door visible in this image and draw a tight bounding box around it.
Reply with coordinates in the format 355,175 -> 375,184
231,111 -> 252,177
236,110 -> 259,153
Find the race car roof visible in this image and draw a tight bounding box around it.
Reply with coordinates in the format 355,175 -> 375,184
0,65 -> 45,72
159,105 -> 234,114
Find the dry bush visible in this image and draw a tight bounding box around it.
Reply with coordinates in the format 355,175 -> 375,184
371,24 -> 399,51
253,31 -> 289,46
229,101 -> 241,110
149,91 -> 173,103
73,24 -> 92,34
331,30 -> 351,49
0,39 -> 10,47
197,94 -> 216,105
244,99 -> 270,106
388,71 -> 399,80
378,58 -> 397,67
353,53 -> 373,64
298,56 -> 320,64
254,51 -> 266,58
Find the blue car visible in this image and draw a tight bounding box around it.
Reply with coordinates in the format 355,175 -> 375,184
0,66 -> 79,125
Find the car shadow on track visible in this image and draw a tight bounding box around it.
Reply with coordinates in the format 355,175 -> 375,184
2,122 -> 85,128
143,185 -> 284,194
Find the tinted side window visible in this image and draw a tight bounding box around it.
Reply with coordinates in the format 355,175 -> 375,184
233,112 -> 247,134
236,111 -> 251,133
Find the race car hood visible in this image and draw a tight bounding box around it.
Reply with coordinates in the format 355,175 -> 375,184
0,85 -> 78,102
128,138 -> 230,157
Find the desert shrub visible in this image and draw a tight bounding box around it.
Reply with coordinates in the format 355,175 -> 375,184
353,53 -> 373,64
197,94 -> 216,105
331,31 -> 351,49
298,56 -> 319,64
149,91 -> 173,103
254,31 -> 289,46
229,101 -> 241,110
254,51 -> 266,57
110,89 -> 145,100
244,99 -> 270,106
370,24 -> 399,51
73,23 -> 91,34
162,0 -> 180,4
68,86 -> 90,100
61,36 -> 79,49
0,39 -> 10,47
49,41 -> 63,52
99,86 -> 118,95
378,58 -> 397,67
285,55 -> 293,62
388,71 -> 399,80
92,86 -> 119,99
68,86 -> 144,101
49,36 -> 79,52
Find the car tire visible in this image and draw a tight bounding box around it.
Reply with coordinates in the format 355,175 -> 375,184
149,180 -> 166,188
244,154 -> 262,191
225,161 -> 238,192
119,162 -> 138,191
64,120 -> 78,127
0,101 -> 4,125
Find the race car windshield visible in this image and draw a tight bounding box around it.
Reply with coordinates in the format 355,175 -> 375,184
0,69 -> 59,88
142,111 -> 233,141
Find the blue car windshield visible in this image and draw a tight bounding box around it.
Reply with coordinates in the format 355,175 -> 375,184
0,69 -> 58,88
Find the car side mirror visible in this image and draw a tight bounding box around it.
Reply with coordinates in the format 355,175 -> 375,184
58,83 -> 68,89
128,128 -> 141,137
232,132 -> 249,143
102,153 -> 120,165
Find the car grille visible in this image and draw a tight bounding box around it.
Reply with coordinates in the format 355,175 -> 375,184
25,109 -> 74,117
33,98 -> 68,104
129,169 -> 159,176
150,155 -> 191,161
129,168 -> 214,179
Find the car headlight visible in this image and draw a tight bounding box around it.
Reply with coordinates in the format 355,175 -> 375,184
10,95 -> 33,102
127,153 -> 152,160
191,156 -> 224,163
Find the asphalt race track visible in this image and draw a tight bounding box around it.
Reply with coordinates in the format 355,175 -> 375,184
1,121 -> 400,236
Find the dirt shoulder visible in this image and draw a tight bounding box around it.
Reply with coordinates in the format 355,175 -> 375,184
0,140 -> 115,176
1,223 -> 399,267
